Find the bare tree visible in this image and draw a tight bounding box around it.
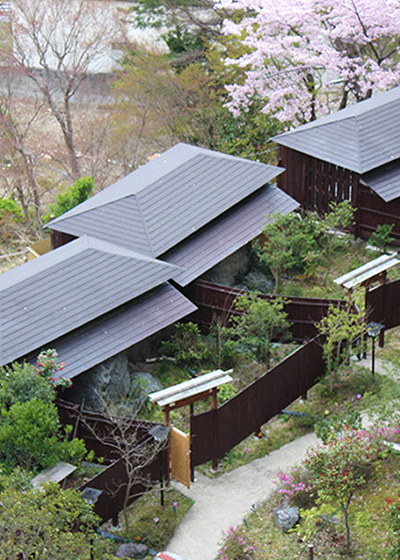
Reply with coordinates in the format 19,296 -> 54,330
7,0 -> 123,181
0,71 -> 44,230
84,403 -> 167,533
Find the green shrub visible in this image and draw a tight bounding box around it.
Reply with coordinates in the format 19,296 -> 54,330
162,322 -> 211,367
43,176 -> 94,223
0,361 -> 54,409
369,223 -> 394,252
0,398 -> 86,472
0,482 -> 109,560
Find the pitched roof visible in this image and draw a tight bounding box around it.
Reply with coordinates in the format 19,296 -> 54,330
163,184 -> 299,286
0,235 -> 180,366
273,87 -> 400,175
48,143 -> 284,257
1,143 -> 296,376
362,160 -> 400,203
31,284 -> 197,380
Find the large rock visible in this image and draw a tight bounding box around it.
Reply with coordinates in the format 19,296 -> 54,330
115,542 -> 148,559
273,502 -> 300,532
64,353 -> 131,411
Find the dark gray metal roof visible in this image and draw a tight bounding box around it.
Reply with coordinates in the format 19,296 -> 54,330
0,236 -> 181,366
48,143 -> 284,257
32,284 -> 197,379
163,183 -> 299,286
273,86 -> 400,175
362,160 -> 400,202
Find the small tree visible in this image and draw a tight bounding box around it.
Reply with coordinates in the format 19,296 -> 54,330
256,212 -> 322,294
317,301 -> 366,392
320,201 -> 356,285
305,427 -> 389,549
233,293 -> 290,368
0,398 -> 86,472
369,223 -> 395,252
85,404 -> 167,534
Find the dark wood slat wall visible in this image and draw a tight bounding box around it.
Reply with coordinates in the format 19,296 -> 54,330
277,146 -> 400,244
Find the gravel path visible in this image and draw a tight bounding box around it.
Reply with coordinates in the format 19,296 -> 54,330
166,432 -> 318,560
164,354 -> 397,560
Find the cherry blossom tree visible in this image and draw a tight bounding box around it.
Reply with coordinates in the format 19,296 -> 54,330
217,0 -> 400,125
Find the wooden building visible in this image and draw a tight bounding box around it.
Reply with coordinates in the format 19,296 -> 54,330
273,86 -> 400,243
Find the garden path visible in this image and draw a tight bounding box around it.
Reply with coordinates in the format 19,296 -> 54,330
167,432 -> 318,560
166,355 -> 396,560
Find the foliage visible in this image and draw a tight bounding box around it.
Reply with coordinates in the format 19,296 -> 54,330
209,313 -> 239,369
162,322 -> 211,368
305,426 -> 392,547
369,223 -> 395,252
0,398 -> 86,472
218,0 -> 400,124
320,201 -> 356,284
231,292 -> 289,364
0,482 -> 109,560
233,294 -> 290,367
212,99 -> 282,163
35,348 -> 72,390
314,398 -> 363,443
112,488 -> 193,550
0,197 -> 24,241
216,525 -> 257,560
43,177 -> 94,223
0,361 -> 54,409
317,300 -> 366,391
384,494 -> 400,559
275,466 -> 316,508
256,212 -> 323,293
0,198 -> 23,220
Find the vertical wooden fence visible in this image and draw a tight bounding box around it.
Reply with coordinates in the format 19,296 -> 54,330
191,337 -> 325,467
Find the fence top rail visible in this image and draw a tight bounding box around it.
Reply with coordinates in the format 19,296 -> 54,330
334,252 -> 400,289
193,280 -> 345,306
149,369 -> 233,407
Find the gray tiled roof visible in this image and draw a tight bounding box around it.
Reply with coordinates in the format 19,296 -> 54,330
0,236 -> 180,366
48,143 -> 284,257
31,284 -> 197,379
273,86 -> 400,175
163,184 -> 299,286
2,143 -> 297,377
362,160 -> 400,203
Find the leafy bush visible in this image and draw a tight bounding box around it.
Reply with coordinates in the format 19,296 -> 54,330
369,223 -> 394,252
0,398 -> 86,472
43,176 -> 94,223
162,322 -> 211,367
0,198 -> 23,220
275,466 -> 317,508
233,294 -> 290,367
217,526 -> 257,560
0,198 -> 24,241
256,212 -> 323,293
0,361 -> 54,409
0,482 -> 109,560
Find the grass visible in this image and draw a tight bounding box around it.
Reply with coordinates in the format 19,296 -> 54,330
103,488 -> 194,555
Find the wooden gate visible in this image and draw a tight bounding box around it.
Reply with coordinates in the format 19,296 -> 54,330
170,427 -> 191,489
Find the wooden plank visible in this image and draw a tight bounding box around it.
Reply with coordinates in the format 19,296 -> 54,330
31,462 -> 77,489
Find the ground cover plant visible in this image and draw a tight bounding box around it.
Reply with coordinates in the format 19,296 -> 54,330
103,488 -> 194,554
